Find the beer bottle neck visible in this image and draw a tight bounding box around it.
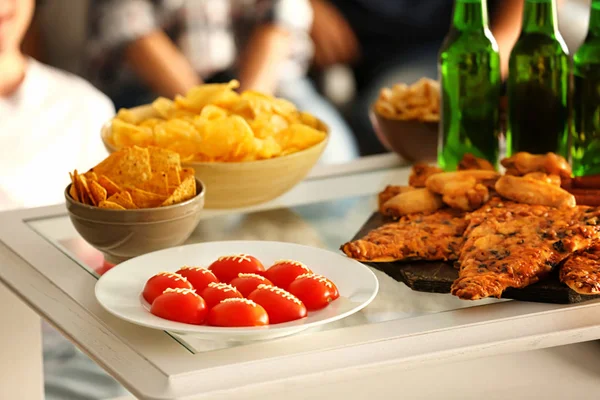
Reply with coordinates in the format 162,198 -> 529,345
522,0 -> 558,35
451,0 -> 489,32
587,0 -> 600,39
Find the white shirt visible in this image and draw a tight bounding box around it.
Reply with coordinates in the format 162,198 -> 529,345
0,58 -> 114,211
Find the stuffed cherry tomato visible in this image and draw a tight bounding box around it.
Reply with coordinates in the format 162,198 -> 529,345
200,282 -> 243,309
229,273 -> 273,297
207,298 -> 269,327
248,284 -> 307,324
142,271 -> 193,304
288,273 -> 339,311
176,265 -> 219,292
264,260 -> 312,290
208,254 -> 265,283
150,288 -> 207,325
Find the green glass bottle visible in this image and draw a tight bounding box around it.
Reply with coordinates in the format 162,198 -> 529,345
572,0 -> 600,176
438,0 -> 501,171
506,0 -> 570,157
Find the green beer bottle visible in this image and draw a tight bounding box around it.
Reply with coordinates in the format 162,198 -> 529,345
506,0 -> 570,157
438,0 -> 501,171
572,0 -> 600,176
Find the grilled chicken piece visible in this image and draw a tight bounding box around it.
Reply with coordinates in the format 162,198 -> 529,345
382,188 -> 443,218
426,170 -> 499,211
458,153 -> 496,171
495,175 -> 575,209
341,209 -> 467,262
501,152 -> 572,179
451,200 -> 600,300
409,163 -> 442,188
378,185 -> 416,213
560,245 -> 600,295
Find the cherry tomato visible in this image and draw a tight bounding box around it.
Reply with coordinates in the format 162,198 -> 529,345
176,266 -> 219,292
229,273 -> 273,297
208,254 -> 265,283
142,272 -> 193,304
288,273 -> 339,311
248,284 -> 307,324
207,298 -> 269,327
200,282 -> 243,309
150,288 -> 207,324
264,260 -> 312,290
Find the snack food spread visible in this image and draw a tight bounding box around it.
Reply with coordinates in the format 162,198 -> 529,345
106,80 -> 327,162
68,146 -> 196,209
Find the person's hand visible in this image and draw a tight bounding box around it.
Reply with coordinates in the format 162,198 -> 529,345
309,0 -> 360,68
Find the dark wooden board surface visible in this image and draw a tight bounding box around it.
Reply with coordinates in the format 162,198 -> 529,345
352,212 -> 600,304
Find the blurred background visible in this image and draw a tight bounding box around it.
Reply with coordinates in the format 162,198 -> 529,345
26,0 -> 592,158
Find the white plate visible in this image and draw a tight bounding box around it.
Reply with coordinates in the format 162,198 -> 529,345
95,241 -> 379,341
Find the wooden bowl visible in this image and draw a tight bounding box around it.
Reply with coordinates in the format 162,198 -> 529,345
65,179 -> 205,264
370,109 -> 438,163
101,105 -> 329,209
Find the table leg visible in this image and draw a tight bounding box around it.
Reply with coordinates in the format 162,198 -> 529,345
0,282 -> 43,400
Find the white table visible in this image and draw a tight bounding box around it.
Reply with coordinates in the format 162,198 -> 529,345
2,154 -> 600,400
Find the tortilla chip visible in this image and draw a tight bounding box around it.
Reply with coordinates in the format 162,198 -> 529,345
179,167 -> 195,182
69,172 -> 80,202
76,172 -> 95,206
107,191 -> 138,209
138,171 -> 169,195
161,175 -> 196,206
97,175 -> 121,197
89,180 -> 108,204
98,200 -> 126,210
90,146 -> 152,188
84,171 -> 98,182
130,188 -> 168,208
167,165 -> 181,187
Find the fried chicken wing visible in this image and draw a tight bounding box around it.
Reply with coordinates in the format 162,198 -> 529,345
425,170 -> 498,211
495,175 -> 575,209
560,245 -> 600,295
409,163 -> 442,188
523,172 -> 562,186
341,209 -> 467,262
501,152 -> 572,179
382,188 -> 443,218
378,185 -> 416,213
451,200 -> 600,300
458,153 -> 496,171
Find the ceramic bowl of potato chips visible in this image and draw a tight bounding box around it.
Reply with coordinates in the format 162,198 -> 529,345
101,80 -> 329,209
65,147 -> 205,264
371,78 -> 440,163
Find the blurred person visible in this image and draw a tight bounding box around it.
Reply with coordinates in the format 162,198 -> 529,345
0,0 -> 129,398
309,0 -> 524,156
85,0 -> 359,164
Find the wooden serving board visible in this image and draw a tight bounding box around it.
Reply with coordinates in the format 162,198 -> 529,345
352,213 -> 600,304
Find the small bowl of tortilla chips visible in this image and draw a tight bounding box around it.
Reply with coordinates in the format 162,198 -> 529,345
65,146 -> 205,264
371,78 -> 440,163
101,80 -> 329,209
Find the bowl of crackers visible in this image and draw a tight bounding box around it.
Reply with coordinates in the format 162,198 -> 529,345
101,80 -> 329,209
65,146 -> 205,264
371,78 -> 440,163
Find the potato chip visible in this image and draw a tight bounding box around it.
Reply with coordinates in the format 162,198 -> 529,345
129,188 -> 167,208
161,175 -> 196,206
106,80 -> 327,162
374,78 -> 440,122
275,124 -> 327,152
98,200 -> 127,210
97,175 -> 121,197
107,191 -> 137,209
89,180 -> 108,204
